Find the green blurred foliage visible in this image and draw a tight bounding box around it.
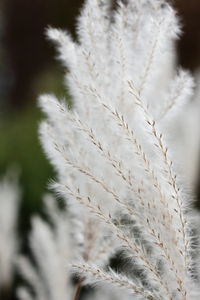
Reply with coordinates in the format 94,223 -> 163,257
0,105 -> 52,216
0,66 -> 70,230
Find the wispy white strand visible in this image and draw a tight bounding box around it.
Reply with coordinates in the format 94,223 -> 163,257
72,262 -> 158,300
160,70 -> 195,120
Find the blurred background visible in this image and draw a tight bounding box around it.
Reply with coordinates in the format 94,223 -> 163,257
0,0 -> 83,232
0,0 -> 200,258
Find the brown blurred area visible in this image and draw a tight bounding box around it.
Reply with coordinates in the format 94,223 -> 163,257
174,0 -> 200,70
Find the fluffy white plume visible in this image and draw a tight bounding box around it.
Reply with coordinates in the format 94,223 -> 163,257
37,0 -> 200,299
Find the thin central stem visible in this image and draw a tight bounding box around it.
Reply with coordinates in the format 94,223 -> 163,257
73,278 -> 84,300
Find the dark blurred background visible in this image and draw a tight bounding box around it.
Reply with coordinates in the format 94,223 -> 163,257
0,0 -> 83,229
0,0 -> 200,247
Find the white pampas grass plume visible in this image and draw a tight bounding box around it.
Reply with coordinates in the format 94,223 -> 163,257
38,0 -> 200,299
